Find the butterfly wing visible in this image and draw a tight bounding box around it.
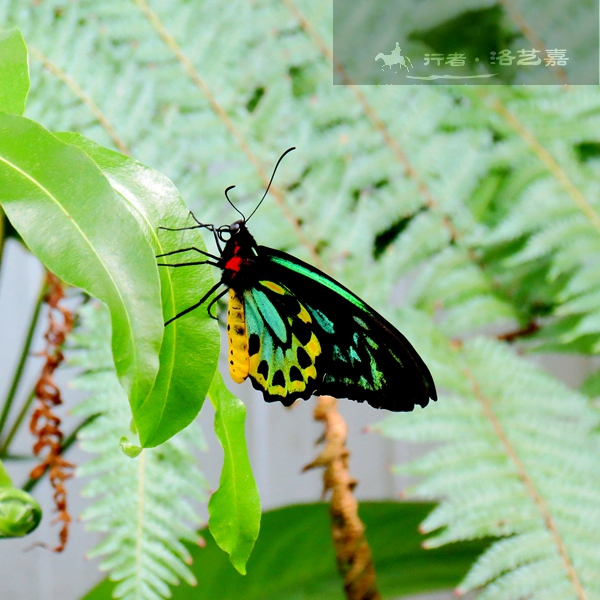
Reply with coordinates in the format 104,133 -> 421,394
231,281 -> 324,406
233,247 -> 436,412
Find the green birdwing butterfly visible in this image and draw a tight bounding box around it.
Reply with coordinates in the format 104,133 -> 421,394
158,150 -> 437,412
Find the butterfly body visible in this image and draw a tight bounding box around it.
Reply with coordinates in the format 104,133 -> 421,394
227,289 -> 250,384
211,220 -> 437,411
158,149 -> 436,412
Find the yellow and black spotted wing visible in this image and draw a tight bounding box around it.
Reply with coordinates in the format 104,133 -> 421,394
227,282 -> 323,405
160,216 -> 436,412
158,148 -> 436,412
226,246 -> 437,411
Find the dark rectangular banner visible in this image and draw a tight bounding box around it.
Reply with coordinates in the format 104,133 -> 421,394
333,0 -> 599,85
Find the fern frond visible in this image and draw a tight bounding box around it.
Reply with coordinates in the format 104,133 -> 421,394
3,0 -> 526,342
377,308 -> 600,599
456,89 -> 600,352
68,303 -> 209,600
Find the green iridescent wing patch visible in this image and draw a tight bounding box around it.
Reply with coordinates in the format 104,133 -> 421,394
159,215 -> 435,411
241,247 -> 437,411
244,281 -> 323,405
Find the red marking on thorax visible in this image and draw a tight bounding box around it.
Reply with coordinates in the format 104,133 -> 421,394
225,255 -> 243,273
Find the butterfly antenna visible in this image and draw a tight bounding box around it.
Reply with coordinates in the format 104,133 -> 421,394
224,186 -> 246,221
246,147 -> 296,223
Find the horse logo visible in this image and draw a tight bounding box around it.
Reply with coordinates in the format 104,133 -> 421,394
375,43 -> 413,72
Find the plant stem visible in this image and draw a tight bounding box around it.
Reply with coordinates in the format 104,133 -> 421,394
21,414 -> 99,493
0,208 -> 5,268
0,276 -> 47,442
1,454 -> 34,461
0,388 -> 36,457
28,47 -> 130,155
304,396 -> 382,600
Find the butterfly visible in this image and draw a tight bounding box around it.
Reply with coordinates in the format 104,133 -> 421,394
158,149 -> 437,412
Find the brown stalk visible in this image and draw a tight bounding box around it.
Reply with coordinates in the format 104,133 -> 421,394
280,0 -> 461,245
29,272 -> 75,553
497,0 -> 569,84
460,364 -> 588,600
29,47 -> 130,156
496,320 -> 540,342
303,396 -> 381,600
132,0 -> 322,269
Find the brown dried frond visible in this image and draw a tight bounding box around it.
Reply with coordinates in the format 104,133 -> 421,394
29,272 -> 75,553
303,395 -> 381,600
497,320 -> 540,342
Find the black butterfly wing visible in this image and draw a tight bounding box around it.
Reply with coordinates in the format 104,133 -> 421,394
253,246 -> 437,412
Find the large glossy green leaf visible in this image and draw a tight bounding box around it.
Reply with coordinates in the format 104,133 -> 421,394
0,28 -> 29,115
56,132 -> 220,447
0,114 -> 163,419
81,501 -> 490,599
207,372 -> 261,574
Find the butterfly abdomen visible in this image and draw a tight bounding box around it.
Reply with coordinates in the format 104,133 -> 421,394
227,289 -> 250,384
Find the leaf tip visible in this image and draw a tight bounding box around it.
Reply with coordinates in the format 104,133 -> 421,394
119,437 -> 142,458
231,561 -> 247,576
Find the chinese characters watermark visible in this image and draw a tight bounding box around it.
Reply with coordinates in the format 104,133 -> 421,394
488,48 -> 569,66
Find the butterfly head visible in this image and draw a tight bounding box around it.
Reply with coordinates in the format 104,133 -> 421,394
215,220 -> 258,259
217,219 -> 257,257
216,219 -> 245,243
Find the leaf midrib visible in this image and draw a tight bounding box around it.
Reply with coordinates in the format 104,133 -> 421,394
0,151 -> 138,393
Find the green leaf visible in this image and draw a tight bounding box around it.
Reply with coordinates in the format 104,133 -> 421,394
80,502 -> 490,599
207,372 -> 261,575
0,28 -> 29,115
0,460 -> 13,488
0,462 -> 42,538
55,132 -> 220,447
0,113 -> 163,424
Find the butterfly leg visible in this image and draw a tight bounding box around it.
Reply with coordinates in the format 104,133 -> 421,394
158,260 -> 220,267
204,223 -> 223,253
158,212 -> 223,253
157,246 -> 220,262
206,288 -> 229,320
158,224 -> 204,232
188,212 -> 224,253
165,281 -> 224,326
